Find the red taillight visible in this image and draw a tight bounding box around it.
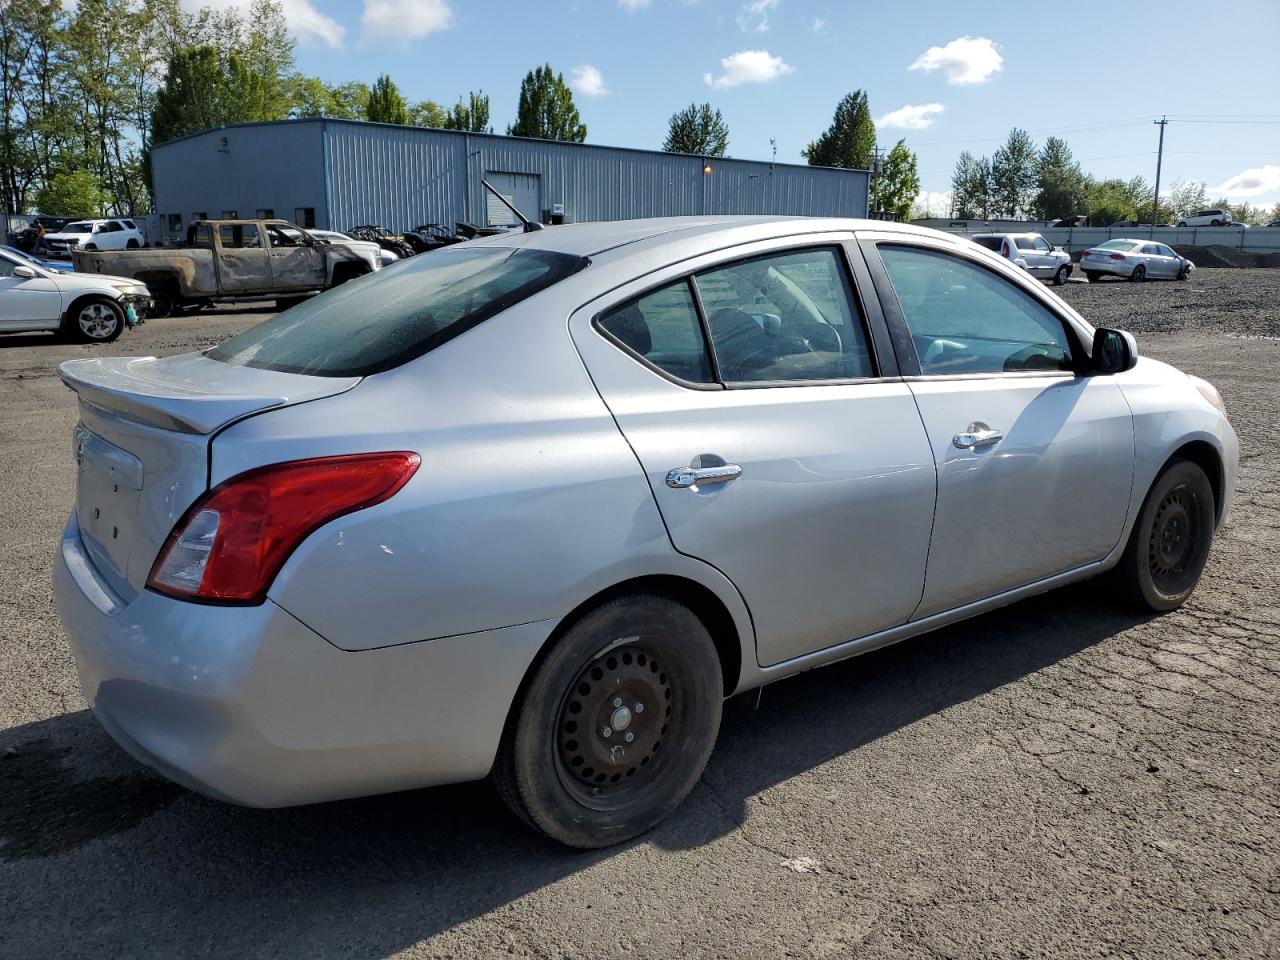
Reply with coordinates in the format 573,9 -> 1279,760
1109,253 -> 1127,261
148,452 -> 420,604
1001,242 -> 1011,258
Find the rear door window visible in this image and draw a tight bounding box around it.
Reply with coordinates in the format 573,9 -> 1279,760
209,246 -> 589,377
970,237 -> 1002,252
219,224 -> 261,249
694,247 -> 875,383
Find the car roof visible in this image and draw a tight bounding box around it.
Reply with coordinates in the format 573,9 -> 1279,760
464,215 -> 953,261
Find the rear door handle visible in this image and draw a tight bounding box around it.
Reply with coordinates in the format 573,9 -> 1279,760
952,422 -> 1003,449
666,464 -> 742,489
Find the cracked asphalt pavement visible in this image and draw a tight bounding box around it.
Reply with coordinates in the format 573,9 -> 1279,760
1,271 -> 1277,959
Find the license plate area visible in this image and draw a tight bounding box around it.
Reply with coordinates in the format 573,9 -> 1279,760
74,424 -> 143,581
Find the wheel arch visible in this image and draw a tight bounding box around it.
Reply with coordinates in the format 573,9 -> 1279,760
62,291 -> 122,327
1164,439 -> 1225,526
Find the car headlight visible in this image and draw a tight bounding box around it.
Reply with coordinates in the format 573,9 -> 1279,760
110,283 -> 146,296
1188,375 -> 1226,415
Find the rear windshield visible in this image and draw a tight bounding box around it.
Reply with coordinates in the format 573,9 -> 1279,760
208,246 -> 588,377
1096,240 -> 1138,251
970,237 -> 1002,251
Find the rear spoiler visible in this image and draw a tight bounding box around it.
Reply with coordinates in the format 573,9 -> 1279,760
59,355 -> 359,435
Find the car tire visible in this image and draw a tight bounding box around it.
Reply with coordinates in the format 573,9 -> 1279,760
1130,265 -> 1146,282
1210,220 -> 1222,226
1178,265 -> 1190,281
1053,265 -> 1069,286
1114,459 -> 1216,613
84,243 -> 97,251
1085,270 -> 1102,283
65,296 -> 124,343
126,239 -> 139,249
1177,221 -> 1187,228
493,594 -> 723,849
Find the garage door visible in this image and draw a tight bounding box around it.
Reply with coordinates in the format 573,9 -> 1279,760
485,172 -> 541,226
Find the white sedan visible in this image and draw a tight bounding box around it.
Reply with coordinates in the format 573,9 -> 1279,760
0,247 -> 150,341
1081,239 -> 1194,283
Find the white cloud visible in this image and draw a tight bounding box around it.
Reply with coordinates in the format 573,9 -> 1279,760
181,0 -> 345,47
909,36 -> 1003,85
570,65 -> 609,97
736,0 -> 778,32
914,190 -> 953,217
703,49 -> 794,90
618,0 -> 651,10
1212,164 -> 1280,199
876,103 -> 945,130
361,0 -> 453,42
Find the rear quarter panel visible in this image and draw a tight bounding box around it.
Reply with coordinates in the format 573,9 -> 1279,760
72,248 -> 215,296
210,289 -> 756,669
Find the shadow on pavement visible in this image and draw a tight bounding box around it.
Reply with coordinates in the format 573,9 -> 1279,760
0,582 -> 1146,957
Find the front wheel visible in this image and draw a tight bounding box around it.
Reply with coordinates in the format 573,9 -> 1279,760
67,297 -> 124,343
1178,265 -> 1190,281
1053,265 -> 1069,286
493,594 -> 723,848
1130,264 -> 1146,282
1211,219 -> 1222,226
1115,460 -> 1216,612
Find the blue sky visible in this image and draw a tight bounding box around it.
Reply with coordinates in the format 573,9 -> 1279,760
210,0 -> 1280,211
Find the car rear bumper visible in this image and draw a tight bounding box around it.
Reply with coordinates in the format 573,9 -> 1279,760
54,511 -> 554,807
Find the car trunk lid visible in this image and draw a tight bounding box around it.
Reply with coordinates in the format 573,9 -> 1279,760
59,353 -> 359,600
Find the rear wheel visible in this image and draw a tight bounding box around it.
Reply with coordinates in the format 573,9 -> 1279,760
1130,264 -> 1146,282
1177,220 -> 1187,228
1115,460 -> 1215,612
1211,219 -> 1222,226
493,594 -> 723,848
1085,270 -> 1102,283
1053,265 -> 1069,286
126,238 -> 139,249
67,297 -> 124,343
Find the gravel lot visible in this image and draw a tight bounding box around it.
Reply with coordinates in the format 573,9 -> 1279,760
1,270 -> 1277,959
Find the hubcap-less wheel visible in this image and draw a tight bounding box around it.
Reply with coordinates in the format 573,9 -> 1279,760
493,594 -> 722,848
1148,490 -> 1201,595
1117,460 -> 1215,612
78,301 -> 120,340
555,641 -> 675,809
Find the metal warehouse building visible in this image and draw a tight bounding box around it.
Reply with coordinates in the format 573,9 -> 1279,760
149,119 -> 870,238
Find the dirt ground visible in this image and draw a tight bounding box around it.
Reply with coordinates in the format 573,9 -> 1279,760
0,270 -> 1277,959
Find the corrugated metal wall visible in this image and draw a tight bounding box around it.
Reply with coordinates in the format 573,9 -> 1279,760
152,123 -> 328,233
153,119 -> 870,235
322,121 -> 869,230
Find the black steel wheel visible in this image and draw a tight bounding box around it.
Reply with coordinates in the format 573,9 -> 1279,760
493,594 -> 723,848
1130,264 -> 1146,282
1116,459 -> 1215,612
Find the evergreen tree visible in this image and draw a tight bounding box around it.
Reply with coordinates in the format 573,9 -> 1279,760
990,127 -> 1037,217
1031,136 -> 1089,221
662,102 -> 729,156
951,150 -> 992,219
507,65 -> 586,142
803,91 -> 875,169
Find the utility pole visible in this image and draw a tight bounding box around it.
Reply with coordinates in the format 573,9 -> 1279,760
1151,115 -> 1168,238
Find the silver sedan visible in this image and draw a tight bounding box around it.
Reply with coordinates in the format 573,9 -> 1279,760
1081,238 -> 1195,282
54,217 -> 1237,847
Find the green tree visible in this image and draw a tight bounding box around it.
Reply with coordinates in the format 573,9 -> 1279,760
151,46 -> 265,145
1269,202 -> 1280,224
803,90 -> 875,169
990,128 -> 1037,218
662,102 -> 729,156
1085,178 -> 1147,226
35,168 -> 107,216
441,91 -> 491,132
366,74 -> 407,125
870,139 -> 920,221
950,150 -> 992,219
507,65 -> 586,142
1031,136 -> 1089,221
407,100 -> 447,127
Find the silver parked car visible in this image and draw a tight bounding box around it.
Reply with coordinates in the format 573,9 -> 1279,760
54,217 -> 1237,847
1082,239 -> 1195,282
969,233 -> 1074,285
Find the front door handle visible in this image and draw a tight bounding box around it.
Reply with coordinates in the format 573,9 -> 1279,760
952,422 -> 1003,449
666,464 -> 742,489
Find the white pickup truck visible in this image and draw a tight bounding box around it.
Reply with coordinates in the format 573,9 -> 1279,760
72,218 -> 375,316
